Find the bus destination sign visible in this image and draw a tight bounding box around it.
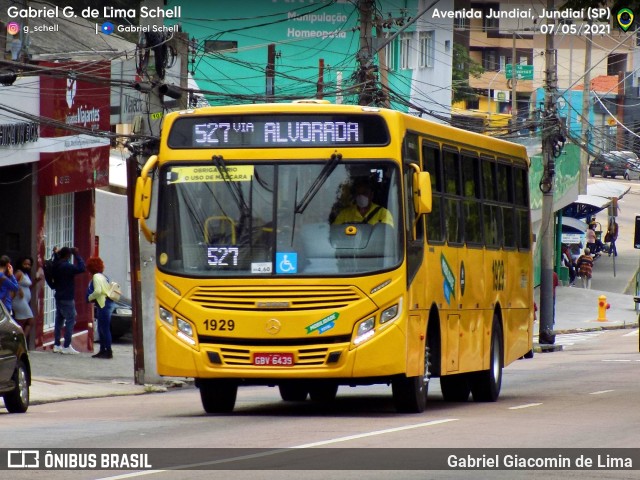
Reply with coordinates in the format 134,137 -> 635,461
167,114 -> 389,148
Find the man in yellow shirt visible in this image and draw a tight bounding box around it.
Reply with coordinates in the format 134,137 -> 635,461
333,180 -> 394,227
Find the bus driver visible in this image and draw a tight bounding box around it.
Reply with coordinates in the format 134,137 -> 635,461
333,179 -> 394,227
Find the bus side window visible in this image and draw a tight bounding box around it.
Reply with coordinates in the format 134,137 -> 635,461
443,148 -> 462,245
423,142 -> 444,243
462,152 -> 482,245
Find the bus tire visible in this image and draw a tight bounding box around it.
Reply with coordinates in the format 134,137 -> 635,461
471,318 -> 503,402
440,374 -> 470,402
279,382 -> 308,402
309,383 -> 338,402
392,346 -> 429,413
199,379 -> 237,413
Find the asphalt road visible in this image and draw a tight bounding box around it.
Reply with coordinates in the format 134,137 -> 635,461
2,327 -> 638,480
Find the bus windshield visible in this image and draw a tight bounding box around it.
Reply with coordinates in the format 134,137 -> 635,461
156,160 -> 402,277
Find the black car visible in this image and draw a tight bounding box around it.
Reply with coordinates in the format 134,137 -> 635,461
0,303 -> 30,413
588,153 -> 627,178
94,298 -> 132,342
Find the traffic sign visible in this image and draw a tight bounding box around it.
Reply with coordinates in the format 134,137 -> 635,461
505,64 -> 533,80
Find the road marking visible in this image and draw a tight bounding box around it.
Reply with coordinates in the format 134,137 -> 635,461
95,419 -> 460,479
589,390 -> 614,395
623,329 -> 639,337
602,359 -> 632,362
508,403 -> 542,410
293,418 -> 459,448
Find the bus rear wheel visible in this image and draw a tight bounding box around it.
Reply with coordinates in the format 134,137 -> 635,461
392,346 -> 429,413
440,374 -> 470,402
199,379 -> 237,413
471,319 -> 503,402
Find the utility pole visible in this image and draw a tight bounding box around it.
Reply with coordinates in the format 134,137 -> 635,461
510,32 -> 518,131
128,0 -> 173,383
266,43 -> 276,101
579,27 -> 592,194
357,0 -> 375,105
317,59 -> 324,99
539,0 -> 559,345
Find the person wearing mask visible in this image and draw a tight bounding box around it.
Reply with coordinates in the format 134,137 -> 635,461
86,256 -> 115,359
13,256 -> 37,347
0,255 -> 19,314
333,179 -> 394,227
52,247 -> 85,355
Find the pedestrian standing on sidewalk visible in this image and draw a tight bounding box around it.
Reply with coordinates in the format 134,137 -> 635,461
86,256 -> 115,359
13,256 -> 37,348
576,248 -> 594,289
605,219 -> 618,257
0,256 -> 19,313
52,247 -> 85,355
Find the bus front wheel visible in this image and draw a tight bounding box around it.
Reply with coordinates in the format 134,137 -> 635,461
279,382 -> 309,402
199,379 -> 238,413
471,319 -> 503,402
392,347 -> 430,413
309,383 -> 338,402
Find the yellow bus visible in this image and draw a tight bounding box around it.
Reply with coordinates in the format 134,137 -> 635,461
134,101 -> 533,413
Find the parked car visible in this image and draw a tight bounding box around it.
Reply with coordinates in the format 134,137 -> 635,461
625,165 -> 640,180
93,298 -> 133,342
0,303 -> 30,413
588,153 -> 627,178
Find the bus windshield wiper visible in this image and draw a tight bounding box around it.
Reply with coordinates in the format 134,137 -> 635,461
212,155 -> 250,216
294,152 -> 342,214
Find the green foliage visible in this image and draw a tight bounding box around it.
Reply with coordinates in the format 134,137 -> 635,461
452,43 -> 484,104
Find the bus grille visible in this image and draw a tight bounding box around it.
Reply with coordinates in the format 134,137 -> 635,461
188,285 -> 363,311
219,347 -> 333,366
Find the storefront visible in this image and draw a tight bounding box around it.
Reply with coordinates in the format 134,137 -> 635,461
0,62 -> 111,351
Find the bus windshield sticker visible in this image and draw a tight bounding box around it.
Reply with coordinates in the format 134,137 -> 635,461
441,253 -> 456,305
167,165 -> 254,184
251,262 -> 273,274
275,252 -> 297,274
306,312 -> 339,335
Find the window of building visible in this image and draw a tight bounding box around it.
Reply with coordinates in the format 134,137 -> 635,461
385,38 -> 396,71
419,31 -> 434,68
400,33 -> 414,70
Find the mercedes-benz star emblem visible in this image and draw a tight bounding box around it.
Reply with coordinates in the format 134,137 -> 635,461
266,318 -> 281,335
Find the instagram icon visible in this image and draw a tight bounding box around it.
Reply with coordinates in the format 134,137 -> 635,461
6,22 -> 20,35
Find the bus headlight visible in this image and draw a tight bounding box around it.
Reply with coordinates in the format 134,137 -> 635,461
354,317 -> 375,345
380,303 -> 400,324
177,318 -> 196,346
159,306 -> 174,326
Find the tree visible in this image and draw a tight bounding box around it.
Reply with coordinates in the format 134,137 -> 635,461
452,43 -> 484,104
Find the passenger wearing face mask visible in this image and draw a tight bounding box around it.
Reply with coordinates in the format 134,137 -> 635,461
333,179 -> 394,227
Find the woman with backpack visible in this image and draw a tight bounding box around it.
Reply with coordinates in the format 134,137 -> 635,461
86,256 -> 115,359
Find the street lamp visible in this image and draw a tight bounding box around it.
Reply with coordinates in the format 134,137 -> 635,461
486,69 -> 503,114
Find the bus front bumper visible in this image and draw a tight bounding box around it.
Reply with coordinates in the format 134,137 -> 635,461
156,322 -> 408,381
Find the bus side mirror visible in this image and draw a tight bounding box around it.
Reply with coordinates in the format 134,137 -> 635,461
413,171 -> 432,215
134,177 -> 152,219
133,154 -> 158,220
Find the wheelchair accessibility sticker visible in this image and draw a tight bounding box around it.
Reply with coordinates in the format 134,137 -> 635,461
276,252 -> 297,274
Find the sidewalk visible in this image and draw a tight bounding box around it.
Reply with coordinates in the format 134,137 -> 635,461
27,341 -> 164,406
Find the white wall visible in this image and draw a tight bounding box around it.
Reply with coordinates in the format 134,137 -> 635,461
95,189 -> 130,300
